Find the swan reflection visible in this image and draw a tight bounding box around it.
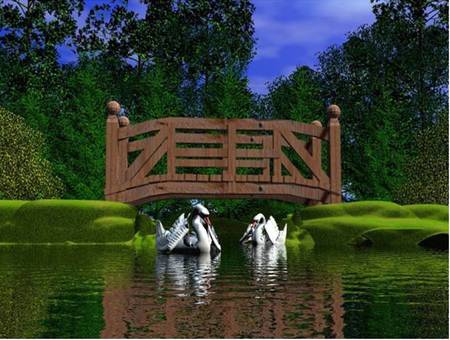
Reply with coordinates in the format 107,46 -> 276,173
243,244 -> 288,293
155,253 -> 221,303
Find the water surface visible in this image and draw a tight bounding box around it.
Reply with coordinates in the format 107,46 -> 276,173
0,219 -> 447,338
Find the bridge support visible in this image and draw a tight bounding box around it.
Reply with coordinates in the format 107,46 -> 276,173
104,102 -> 342,205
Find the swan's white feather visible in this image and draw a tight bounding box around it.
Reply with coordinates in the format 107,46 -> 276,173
264,216 -> 280,245
156,213 -> 189,252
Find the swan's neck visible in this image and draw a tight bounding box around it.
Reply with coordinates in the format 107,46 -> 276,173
192,216 -> 211,252
253,221 -> 266,245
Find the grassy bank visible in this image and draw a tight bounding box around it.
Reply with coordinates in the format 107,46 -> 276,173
286,201 -> 448,250
0,200 -> 137,243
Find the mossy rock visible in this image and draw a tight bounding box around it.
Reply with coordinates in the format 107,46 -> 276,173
0,200 -> 137,243
288,201 -> 448,250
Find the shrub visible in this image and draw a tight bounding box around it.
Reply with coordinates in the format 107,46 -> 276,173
0,108 -> 63,199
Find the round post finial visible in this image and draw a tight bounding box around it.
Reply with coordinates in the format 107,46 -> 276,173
311,120 -> 322,127
107,101 -> 121,116
327,104 -> 341,119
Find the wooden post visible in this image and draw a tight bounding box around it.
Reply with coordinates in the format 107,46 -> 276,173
105,101 -> 121,197
310,120 -> 322,205
167,122 -> 175,180
327,105 -> 341,203
228,121 -> 236,180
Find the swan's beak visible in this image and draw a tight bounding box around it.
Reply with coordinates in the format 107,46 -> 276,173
250,220 -> 257,229
204,216 -> 212,227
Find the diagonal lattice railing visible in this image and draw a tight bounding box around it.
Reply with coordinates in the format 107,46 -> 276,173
105,101 -> 341,205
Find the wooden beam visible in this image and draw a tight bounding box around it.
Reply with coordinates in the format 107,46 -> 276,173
174,147 -> 225,157
125,128 -> 168,181
175,133 -> 225,144
175,159 -> 227,168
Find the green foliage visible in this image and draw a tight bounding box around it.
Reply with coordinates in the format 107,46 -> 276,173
0,108 -> 63,199
266,66 -> 324,122
51,60 -> 109,199
318,0 -> 448,200
288,201 -> 448,249
393,112 -> 448,204
135,214 -> 156,235
206,67 -> 253,118
0,200 -> 136,243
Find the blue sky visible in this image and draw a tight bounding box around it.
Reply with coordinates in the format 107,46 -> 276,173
61,0 -> 375,94
248,0 -> 374,94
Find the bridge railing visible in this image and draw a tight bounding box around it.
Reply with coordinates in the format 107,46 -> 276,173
105,101 -> 341,205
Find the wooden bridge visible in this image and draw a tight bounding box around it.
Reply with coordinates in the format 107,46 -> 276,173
104,101 -> 341,205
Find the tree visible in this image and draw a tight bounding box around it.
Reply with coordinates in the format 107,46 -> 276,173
50,59 -> 110,199
76,0 -> 256,118
317,0 -> 448,200
0,107 -> 62,199
265,66 -> 324,122
206,66 -> 253,119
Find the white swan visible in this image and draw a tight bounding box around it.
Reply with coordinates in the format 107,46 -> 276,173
239,213 -> 287,246
156,204 -> 221,254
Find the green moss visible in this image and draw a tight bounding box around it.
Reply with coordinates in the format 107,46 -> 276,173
404,204 -> 448,222
288,201 -> 448,250
300,201 -> 416,220
134,214 -> 156,235
130,231 -> 156,252
0,200 -> 137,243
0,200 -> 28,227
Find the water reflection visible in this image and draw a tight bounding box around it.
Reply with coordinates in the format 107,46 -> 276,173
242,244 -> 288,294
0,226 -> 447,338
155,253 -> 221,302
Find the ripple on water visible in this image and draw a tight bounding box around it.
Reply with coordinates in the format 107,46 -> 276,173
0,232 -> 448,338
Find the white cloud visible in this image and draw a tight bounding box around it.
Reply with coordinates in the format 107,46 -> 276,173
253,0 -> 374,60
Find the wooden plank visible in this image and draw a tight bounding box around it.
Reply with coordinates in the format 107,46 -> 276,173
173,174 -> 184,181
273,130 -> 282,182
312,133 -> 326,184
130,142 -> 168,187
115,181 -> 325,205
175,159 -> 227,168
236,175 -> 247,182
224,122 -> 236,181
236,159 -> 267,168
283,176 -> 295,183
185,174 -> 196,181
119,119 -> 166,139
261,137 -> 271,181
279,153 -> 303,180
167,123 -> 175,180
236,149 -> 276,158
281,130 -> 327,181
247,175 -> 259,182
128,139 -> 147,152
197,174 -> 209,181
126,128 -> 168,181
175,133 -> 225,144
236,135 -> 272,145
166,117 -> 226,130
174,147 -> 225,158
209,174 -> 222,182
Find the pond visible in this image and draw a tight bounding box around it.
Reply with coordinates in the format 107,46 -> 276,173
0,218 -> 447,338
